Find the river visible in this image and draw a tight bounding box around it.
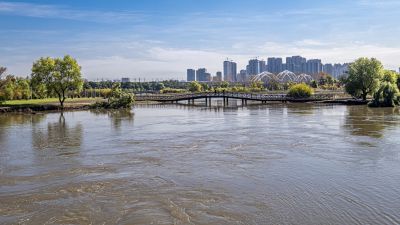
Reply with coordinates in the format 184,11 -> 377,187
1,104 -> 400,224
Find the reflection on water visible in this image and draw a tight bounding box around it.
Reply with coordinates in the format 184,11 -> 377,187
0,113 -> 45,143
32,113 -> 83,152
90,109 -> 134,130
345,106 -> 400,138
1,105 -> 400,225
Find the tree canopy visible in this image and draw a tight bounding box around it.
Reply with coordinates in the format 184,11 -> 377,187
31,55 -> 83,107
344,57 -> 383,101
369,70 -> 400,107
188,81 -> 202,92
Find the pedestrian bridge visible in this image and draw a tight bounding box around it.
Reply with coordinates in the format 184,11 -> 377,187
135,92 -> 336,104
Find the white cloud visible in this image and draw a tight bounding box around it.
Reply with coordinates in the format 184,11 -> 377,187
357,0 -> 400,7
80,48 -> 250,80
77,41 -> 400,80
0,1 -> 143,23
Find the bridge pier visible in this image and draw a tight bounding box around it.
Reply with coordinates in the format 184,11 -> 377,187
224,97 -> 229,106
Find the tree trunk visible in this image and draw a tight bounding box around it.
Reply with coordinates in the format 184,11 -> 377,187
362,92 -> 367,101
58,94 -> 65,109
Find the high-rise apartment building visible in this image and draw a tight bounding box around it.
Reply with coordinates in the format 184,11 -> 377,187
237,70 -> 247,82
223,60 -> 237,82
259,60 -> 267,73
306,59 -> 323,75
187,69 -> 195,81
286,56 -> 306,73
196,68 -> 208,82
332,63 -> 349,78
323,64 -> 333,76
215,71 -> 222,82
267,57 -> 283,74
247,59 -> 261,76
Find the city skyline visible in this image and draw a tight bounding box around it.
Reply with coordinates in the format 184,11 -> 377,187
1,0 -> 400,80
187,55 -> 351,82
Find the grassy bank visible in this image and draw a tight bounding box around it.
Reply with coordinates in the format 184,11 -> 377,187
0,98 -> 103,113
3,98 -> 101,106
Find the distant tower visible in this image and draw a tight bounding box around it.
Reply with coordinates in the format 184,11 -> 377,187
187,69 -> 195,81
223,59 -> 237,82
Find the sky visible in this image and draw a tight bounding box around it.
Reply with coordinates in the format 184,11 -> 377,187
1,0 -> 400,80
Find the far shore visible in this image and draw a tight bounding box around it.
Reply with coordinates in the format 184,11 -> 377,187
0,97 -> 369,114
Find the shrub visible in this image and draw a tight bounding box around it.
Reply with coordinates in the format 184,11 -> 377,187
287,83 -> 314,98
91,83 -> 135,109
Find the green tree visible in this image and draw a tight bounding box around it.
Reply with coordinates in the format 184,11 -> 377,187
220,81 -> 229,88
32,83 -> 48,99
369,70 -> 400,107
397,73 -> 400,90
382,70 -> 397,83
344,57 -> 383,101
31,55 -> 83,108
369,82 -> 399,107
0,67 -> 7,103
16,78 -> 31,100
3,76 -> 15,100
188,81 -> 202,92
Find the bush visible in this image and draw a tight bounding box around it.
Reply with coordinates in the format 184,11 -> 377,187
369,82 -> 399,107
91,83 -> 135,109
287,83 -> 314,98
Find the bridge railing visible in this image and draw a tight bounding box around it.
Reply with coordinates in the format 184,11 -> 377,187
135,92 -> 336,101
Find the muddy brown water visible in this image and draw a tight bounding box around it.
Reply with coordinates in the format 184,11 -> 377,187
1,104 -> 400,224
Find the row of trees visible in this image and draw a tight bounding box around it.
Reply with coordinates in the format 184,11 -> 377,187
0,69 -> 31,101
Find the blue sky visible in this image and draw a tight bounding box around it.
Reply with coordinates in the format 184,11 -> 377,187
1,0 -> 399,80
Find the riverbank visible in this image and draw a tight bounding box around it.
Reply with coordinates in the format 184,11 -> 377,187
0,98 -> 102,113
1,98 -> 370,113
0,98 -> 163,113
0,94 -> 372,114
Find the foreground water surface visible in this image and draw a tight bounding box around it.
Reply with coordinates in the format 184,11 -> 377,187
1,104 -> 400,224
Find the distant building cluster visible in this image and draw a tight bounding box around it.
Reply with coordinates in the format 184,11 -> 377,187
187,55 -> 350,83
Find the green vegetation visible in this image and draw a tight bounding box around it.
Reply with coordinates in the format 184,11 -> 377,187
31,55 -> 83,108
369,82 -> 399,107
344,57 -> 383,101
0,67 -> 32,103
160,88 -> 188,94
91,83 -> 134,109
287,83 -> 314,98
3,98 -> 99,107
369,70 -> 400,107
188,81 -> 203,92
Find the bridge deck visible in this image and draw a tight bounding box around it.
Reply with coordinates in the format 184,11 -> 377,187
135,92 -> 336,102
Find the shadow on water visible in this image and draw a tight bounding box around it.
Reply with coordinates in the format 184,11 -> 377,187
90,109 -> 134,129
344,106 -> 400,138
